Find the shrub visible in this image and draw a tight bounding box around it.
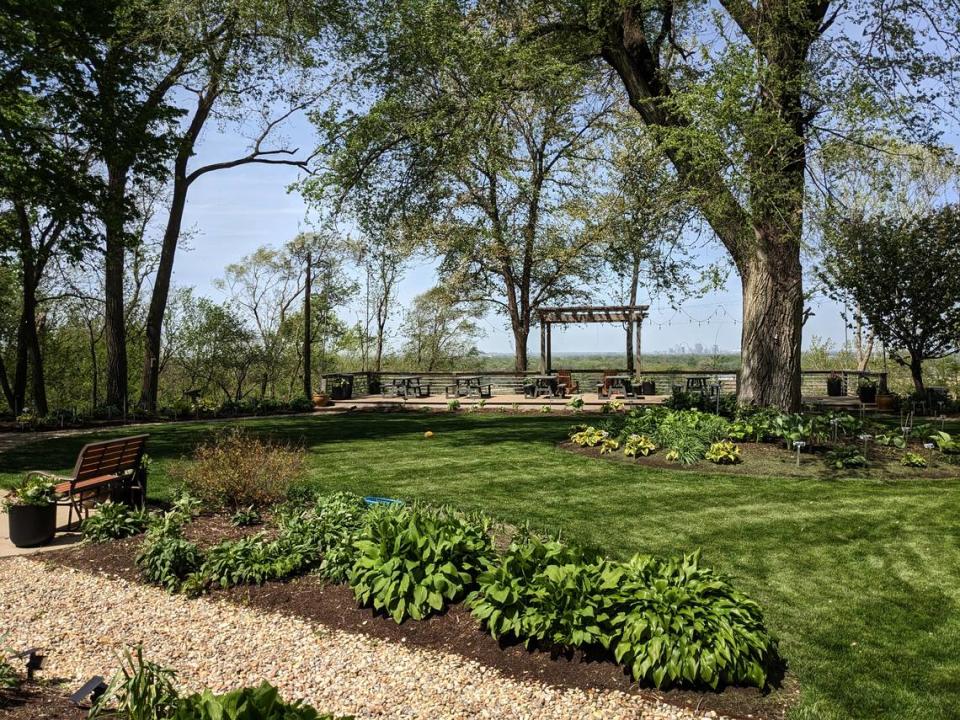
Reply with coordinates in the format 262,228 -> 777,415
82,501 -> 152,543
89,646 -> 179,720
609,552 -> 777,689
567,395 -> 584,411
623,434 -> 656,458
447,399 -> 461,411
349,504 -> 493,623
650,410 -> 731,465
469,536 -> 617,650
284,491 -> 369,582
288,396 -> 316,413
175,428 -> 305,510
727,407 -> 786,443
136,525 -> 204,592
901,451 -> 928,468
705,440 -> 741,465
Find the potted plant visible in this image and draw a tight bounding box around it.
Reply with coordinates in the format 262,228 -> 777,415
640,378 -> 657,395
826,371 -> 843,397
3,476 -> 58,547
328,376 -> 353,401
857,376 -> 878,404
312,391 -> 331,408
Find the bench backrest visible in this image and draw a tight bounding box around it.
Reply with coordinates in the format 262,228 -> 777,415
71,435 -> 149,483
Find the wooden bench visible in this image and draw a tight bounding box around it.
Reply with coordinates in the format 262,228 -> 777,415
28,434 -> 149,530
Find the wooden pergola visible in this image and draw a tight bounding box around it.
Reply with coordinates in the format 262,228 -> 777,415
536,304 -> 650,374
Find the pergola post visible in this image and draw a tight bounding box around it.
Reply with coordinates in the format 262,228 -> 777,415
539,322 -> 547,373
635,316 -> 642,379
545,323 -> 552,373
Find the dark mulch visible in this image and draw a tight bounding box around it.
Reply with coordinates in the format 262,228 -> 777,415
42,516 -> 796,720
0,681 -> 88,719
562,440 -> 959,480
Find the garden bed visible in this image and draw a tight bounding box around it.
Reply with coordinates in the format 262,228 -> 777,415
561,440 -> 960,480
37,511 -> 795,720
0,680 -> 87,720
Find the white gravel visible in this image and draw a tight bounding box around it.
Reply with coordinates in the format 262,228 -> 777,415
0,557 -> 721,719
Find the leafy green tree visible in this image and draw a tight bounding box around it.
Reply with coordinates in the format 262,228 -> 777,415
324,0 -> 960,407
819,205 -> 960,394
307,13 -> 613,371
400,288 -> 483,371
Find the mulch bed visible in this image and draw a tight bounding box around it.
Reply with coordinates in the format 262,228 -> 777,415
39,513 -> 797,720
561,440 -> 960,480
0,681 -> 88,720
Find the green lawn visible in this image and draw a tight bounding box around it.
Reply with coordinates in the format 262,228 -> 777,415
2,412 -> 959,720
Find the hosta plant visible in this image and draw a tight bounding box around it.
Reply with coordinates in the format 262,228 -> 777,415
82,501 -> 152,543
469,536 -> 618,651
569,426 -> 610,448
136,527 -> 204,592
824,447 -> 868,470
348,504 -> 492,623
931,431 -> 959,453
173,682 -> 340,720
623,434 -> 656,458
901,451 -> 928,468
704,441 -> 741,465
230,505 -> 262,527
609,552 -> 777,689
598,438 -> 620,454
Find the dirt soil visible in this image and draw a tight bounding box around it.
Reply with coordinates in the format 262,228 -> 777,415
561,440 -> 960,480
0,681 -> 88,720
40,514 -> 797,720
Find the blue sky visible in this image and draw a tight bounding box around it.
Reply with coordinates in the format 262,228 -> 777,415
170,108 -> 909,359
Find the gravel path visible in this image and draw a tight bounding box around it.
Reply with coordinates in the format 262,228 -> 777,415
0,558 -> 712,720
0,557 -> 718,720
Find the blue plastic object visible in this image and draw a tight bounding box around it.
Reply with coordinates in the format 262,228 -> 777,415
363,496 -> 404,507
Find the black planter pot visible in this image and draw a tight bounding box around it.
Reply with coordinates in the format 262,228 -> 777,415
330,385 -> 353,401
7,503 -> 56,547
826,378 -> 843,397
858,386 -> 877,404
641,380 -> 656,395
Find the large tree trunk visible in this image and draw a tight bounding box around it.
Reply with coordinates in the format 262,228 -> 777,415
738,244 -> 803,408
0,355 -> 14,412
625,256 -> 640,374
104,168 -> 129,411
303,252 -> 312,398
511,318 -> 529,372
140,177 -> 188,411
908,354 -> 925,395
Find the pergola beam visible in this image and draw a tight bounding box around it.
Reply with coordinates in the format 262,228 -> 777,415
536,304 -> 649,374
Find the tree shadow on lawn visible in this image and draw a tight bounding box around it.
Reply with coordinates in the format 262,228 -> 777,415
0,411 -> 571,480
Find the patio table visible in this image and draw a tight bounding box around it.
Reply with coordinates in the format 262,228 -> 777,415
605,375 -> 636,397
526,375 -> 561,398
391,376 -> 429,398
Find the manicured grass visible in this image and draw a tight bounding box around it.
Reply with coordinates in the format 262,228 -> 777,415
2,411 -> 959,720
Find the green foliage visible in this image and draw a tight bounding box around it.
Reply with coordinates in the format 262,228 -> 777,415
230,506 -> 262,528
569,426 -> 611,447
195,534 -> 303,590
349,504 -> 493,623
136,524 -> 204,592
285,491 -> 369,582
609,553 -> 777,689
470,537 -> 777,690
652,410 -> 730,465
705,441 -> 742,465
623,434 -> 656,457
469,536 -> 617,650
89,646 -> 180,720
901,451 -> 928,468
566,395 -> 585,410
875,432 -> 907,448
447,399 -> 461,411
2,475 -> 56,508
173,682 -> 343,720
930,431 -> 959,453
727,407 -> 784,443
824,447 -> 868,470
82,501 -> 152,543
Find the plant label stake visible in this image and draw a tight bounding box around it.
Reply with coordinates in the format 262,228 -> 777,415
859,434 -> 872,459
830,418 -> 840,443
924,442 -> 935,461
793,440 -> 806,467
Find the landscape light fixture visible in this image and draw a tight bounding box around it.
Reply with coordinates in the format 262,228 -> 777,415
11,648 -> 43,680
793,440 -> 806,467
69,676 -> 107,707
